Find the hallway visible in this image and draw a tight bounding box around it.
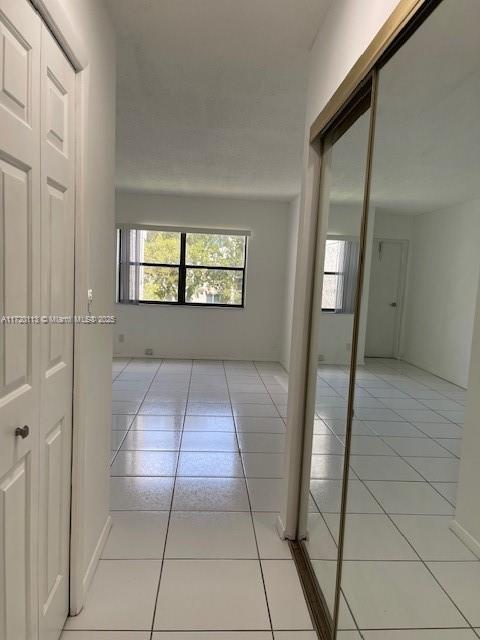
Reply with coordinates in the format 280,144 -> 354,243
3,2 -> 480,640
62,358 -> 318,639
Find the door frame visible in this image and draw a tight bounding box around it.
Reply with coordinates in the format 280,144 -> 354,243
366,237 -> 409,360
29,0 -> 97,616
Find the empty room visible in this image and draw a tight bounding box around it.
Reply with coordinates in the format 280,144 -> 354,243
1,1 -> 480,640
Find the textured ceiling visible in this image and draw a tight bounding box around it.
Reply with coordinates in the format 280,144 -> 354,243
105,0 -> 332,199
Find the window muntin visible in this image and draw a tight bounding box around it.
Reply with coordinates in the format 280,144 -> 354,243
117,228 -> 247,307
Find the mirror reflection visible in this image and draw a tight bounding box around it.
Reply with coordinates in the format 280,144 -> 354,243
340,0 -> 480,633
303,107 -> 371,620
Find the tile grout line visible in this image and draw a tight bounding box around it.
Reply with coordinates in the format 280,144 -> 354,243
253,360 -> 328,637
316,364 -> 460,506
225,359 -> 277,636
262,360 -> 364,637
313,359 -> 476,634
323,467 -> 476,633
356,364 -> 477,633
339,387 -> 476,631
110,358 -> 162,466
107,358 -> 477,638
307,490 -> 364,636
353,362 -> 461,508
148,359 -> 193,640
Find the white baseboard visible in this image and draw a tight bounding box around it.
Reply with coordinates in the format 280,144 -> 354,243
450,519 -> 480,558
276,514 -> 289,540
77,515 -> 112,611
113,351 -> 279,362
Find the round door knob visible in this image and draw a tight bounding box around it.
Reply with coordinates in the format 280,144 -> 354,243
15,425 -> 30,439
390,302 -> 397,307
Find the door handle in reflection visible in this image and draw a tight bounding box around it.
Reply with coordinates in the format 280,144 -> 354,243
15,425 -> 30,439
390,302 -> 397,307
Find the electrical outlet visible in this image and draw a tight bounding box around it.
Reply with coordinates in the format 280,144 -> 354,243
145,348 -> 153,356
318,354 -> 325,362
346,342 -> 351,352
118,334 -> 125,343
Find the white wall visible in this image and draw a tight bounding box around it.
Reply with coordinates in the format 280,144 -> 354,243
59,0 -> 116,610
454,273 -> 480,555
318,314 -> 355,365
402,199 -> 480,387
364,205 -> 480,388
374,210 -> 412,241
114,192 -> 289,361
305,0 -> 401,129
281,195 -> 300,370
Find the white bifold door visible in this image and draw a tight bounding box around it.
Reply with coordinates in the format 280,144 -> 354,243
0,1 -> 75,640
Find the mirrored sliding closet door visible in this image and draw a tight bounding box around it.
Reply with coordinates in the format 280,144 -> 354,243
296,90 -> 374,632
293,0 -> 480,638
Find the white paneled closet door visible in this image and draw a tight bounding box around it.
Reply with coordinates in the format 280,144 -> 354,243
0,1 -> 42,639
0,2 -> 75,640
38,24 -> 75,640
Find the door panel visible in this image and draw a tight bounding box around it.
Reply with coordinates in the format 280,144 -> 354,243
46,184 -> 67,366
45,420 -> 63,595
0,4 -> 75,640
0,2 -> 41,640
2,160 -> 29,386
0,459 -> 29,640
0,3 -> 31,124
38,25 -> 75,640
297,97 -> 373,630
365,239 -> 404,357
0,0 -> 40,640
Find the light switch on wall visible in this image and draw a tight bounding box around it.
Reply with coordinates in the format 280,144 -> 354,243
87,288 -> 93,313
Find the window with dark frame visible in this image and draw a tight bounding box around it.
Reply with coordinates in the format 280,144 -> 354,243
321,238 -> 359,313
117,228 -> 248,307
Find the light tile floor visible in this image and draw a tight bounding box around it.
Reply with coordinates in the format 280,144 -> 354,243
62,358 -> 312,639
308,358 -> 480,638
62,357 -> 480,640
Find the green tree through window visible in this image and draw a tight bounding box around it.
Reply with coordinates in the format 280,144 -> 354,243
118,229 -> 247,306
185,234 -> 245,305
141,231 -> 180,302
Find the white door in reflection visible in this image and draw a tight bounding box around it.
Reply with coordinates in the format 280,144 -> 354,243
365,239 -> 406,357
